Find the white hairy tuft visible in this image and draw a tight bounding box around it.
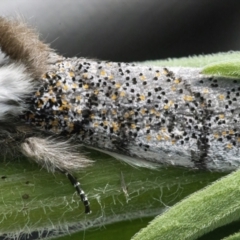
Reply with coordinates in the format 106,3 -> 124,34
0,62 -> 35,120
0,49 -> 9,65
21,137 -> 93,173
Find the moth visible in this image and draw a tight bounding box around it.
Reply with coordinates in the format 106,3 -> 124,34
0,17 -> 239,214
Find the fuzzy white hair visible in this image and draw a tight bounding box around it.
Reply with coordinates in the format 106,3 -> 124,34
21,137 -> 93,173
0,62 -> 35,120
0,49 -> 9,65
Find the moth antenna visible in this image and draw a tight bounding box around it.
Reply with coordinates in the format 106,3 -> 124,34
0,16 -> 61,78
58,169 -> 91,214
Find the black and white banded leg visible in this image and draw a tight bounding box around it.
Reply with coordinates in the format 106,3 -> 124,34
59,169 -> 91,214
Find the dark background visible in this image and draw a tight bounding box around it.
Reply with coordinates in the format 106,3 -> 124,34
1,1 -> 240,239
0,0 -> 240,62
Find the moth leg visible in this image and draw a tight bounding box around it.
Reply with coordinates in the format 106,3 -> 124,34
59,169 -> 91,214
21,137 -> 92,214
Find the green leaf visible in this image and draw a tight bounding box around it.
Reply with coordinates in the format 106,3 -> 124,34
54,217 -> 154,240
202,60 -> 240,79
138,51 -> 240,68
0,149 -> 224,239
140,51 -> 240,79
132,169 -> 240,240
222,231 -> 240,240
